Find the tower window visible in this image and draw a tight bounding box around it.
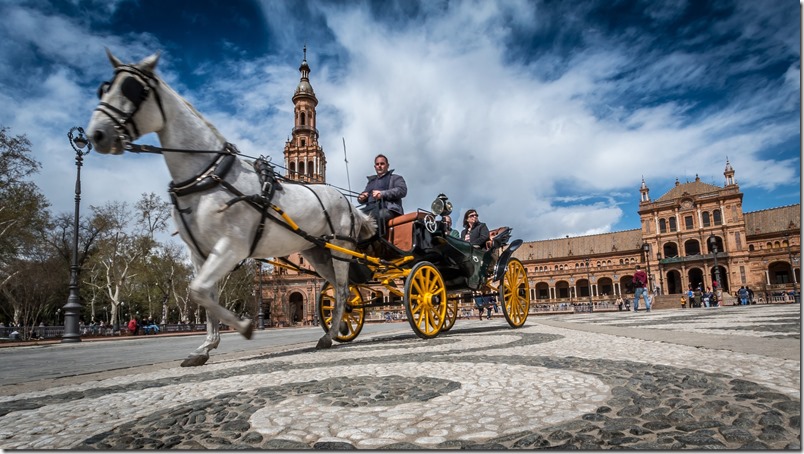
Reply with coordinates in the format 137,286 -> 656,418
300,139 -> 306,147
300,112 -> 306,126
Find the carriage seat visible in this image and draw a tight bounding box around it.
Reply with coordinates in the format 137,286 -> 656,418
386,211 -> 428,251
486,227 -> 512,250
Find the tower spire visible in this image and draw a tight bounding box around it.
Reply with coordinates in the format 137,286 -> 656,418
283,46 -> 326,183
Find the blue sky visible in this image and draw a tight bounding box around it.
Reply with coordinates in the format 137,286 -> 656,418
0,0 -> 800,244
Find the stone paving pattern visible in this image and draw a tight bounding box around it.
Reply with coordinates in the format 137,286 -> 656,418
0,305 -> 799,449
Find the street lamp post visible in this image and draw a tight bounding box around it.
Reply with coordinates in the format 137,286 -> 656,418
642,243 -> 652,296
569,275 -> 574,303
585,258 -> 593,312
708,234 -> 722,305
257,262 -> 265,329
62,127 -> 91,343
785,234 -> 799,303
657,253 -> 664,295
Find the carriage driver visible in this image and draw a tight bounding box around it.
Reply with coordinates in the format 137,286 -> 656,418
357,154 -> 407,228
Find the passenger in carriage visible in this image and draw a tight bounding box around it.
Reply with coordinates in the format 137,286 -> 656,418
357,154 -> 407,229
460,209 -> 490,249
441,214 -> 460,238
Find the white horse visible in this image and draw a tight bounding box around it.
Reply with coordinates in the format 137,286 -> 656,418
86,50 -> 375,366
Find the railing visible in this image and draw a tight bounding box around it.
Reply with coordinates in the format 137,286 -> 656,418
659,252 -> 729,265
0,323 -> 209,341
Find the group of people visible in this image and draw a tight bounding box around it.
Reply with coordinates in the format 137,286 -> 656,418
127,316 -> 160,335
357,154 -> 491,248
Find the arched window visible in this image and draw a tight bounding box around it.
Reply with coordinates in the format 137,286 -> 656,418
298,162 -> 305,177
659,219 -> 667,233
308,160 -> 314,177
289,162 -> 296,176
749,244 -> 755,252
702,212 -> 711,227
713,209 -> 722,225
669,217 -> 677,232
300,112 -> 306,126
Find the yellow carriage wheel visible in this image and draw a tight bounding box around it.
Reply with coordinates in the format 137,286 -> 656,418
441,298 -> 459,332
403,261 -> 447,339
499,258 -> 530,328
317,282 -> 365,342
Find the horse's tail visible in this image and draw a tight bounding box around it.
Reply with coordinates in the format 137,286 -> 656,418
354,208 -> 377,241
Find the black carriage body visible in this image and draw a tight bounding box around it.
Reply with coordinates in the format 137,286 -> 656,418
351,210 -> 517,292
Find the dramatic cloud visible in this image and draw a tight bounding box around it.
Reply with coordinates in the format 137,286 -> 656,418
0,0 -> 799,246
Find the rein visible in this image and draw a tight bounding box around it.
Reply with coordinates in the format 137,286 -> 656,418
126,141 -> 359,261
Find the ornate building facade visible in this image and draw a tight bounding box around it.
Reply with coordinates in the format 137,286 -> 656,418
259,53 -> 801,326
513,167 -> 800,308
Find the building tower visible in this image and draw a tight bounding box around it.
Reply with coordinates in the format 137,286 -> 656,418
283,45 -> 326,183
724,158 -> 736,187
639,177 -> 650,203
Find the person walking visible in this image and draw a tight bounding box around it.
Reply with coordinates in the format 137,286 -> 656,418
738,286 -> 749,305
632,265 -> 651,312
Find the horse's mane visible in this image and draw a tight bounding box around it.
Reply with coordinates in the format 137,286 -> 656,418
157,74 -> 227,144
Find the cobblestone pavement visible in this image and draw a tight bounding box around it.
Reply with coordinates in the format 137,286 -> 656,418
0,305 -> 799,449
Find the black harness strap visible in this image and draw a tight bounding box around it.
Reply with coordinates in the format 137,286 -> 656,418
167,145 -> 238,261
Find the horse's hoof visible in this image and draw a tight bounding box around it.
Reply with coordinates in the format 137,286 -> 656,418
239,319 -> 254,340
339,321 -> 349,336
316,336 -> 333,349
181,355 -> 209,367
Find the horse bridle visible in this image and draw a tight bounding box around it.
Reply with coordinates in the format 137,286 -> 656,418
95,65 -> 166,149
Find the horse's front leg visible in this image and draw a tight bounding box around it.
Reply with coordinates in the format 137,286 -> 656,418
316,286 -> 347,349
180,313 -> 221,367
316,256 -> 351,349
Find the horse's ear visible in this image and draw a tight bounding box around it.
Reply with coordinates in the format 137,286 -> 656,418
140,52 -> 161,72
105,48 -> 123,68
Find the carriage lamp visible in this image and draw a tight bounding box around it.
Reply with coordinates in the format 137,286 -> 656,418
430,193 -> 452,216
62,127 -> 92,343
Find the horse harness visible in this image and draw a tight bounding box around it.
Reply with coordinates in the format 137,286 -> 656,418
96,64 -> 360,260
128,142 -> 359,261
95,65 -> 166,147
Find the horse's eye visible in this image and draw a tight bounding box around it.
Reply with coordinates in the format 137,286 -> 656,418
96,81 -> 110,99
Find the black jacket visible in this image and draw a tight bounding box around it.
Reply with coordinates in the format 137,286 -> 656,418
460,222 -> 490,248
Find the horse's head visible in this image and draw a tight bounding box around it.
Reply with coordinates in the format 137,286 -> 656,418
87,49 -> 164,154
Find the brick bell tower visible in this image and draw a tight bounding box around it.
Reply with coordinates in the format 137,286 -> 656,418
283,45 -> 326,183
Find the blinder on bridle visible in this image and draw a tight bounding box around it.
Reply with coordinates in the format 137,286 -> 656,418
95,65 -> 164,147
97,76 -> 149,107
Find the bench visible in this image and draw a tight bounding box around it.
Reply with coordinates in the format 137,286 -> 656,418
386,211 -> 429,251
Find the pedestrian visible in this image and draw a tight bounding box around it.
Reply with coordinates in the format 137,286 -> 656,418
128,316 -> 138,335
680,295 -> 687,309
738,286 -> 749,306
632,265 -> 651,312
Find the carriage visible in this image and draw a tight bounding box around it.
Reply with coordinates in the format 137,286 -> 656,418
86,50 -> 530,366
269,194 -> 532,342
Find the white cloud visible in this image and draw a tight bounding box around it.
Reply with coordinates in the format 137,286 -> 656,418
0,0 -> 799,249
